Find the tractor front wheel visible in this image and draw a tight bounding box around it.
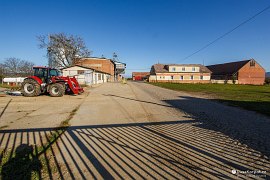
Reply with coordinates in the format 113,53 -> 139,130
21,79 -> 41,97
48,83 -> 65,97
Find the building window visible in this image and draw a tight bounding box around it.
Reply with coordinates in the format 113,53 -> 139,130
172,67 -> 176,71
180,76 -> 183,80
160,76 -> 162,79
182,67 -> 185,71
171,76 -> 174,80
191,75 -> 194,80
192,67 -> 195,71
77,70 -> 85,75
200,75 -> 203,80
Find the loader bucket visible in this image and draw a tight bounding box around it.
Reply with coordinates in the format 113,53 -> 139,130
67,77 -> 84,94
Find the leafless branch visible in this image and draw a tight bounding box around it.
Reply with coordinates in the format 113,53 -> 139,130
37,33 -> 91,68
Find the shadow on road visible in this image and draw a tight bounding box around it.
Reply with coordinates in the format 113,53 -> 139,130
0,119 -> 269,179
1,144 -> 41,179
103,94 -> 173,108
163,96 -> 270,159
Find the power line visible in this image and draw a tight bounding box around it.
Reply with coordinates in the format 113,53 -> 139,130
181,4 -> 270,62
126,68 -> 151,70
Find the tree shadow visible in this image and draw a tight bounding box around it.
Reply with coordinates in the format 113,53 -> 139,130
103,94 -> 173,108
1,144 -> 41,180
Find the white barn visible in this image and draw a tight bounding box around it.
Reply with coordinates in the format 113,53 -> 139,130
62,65 -> 111,85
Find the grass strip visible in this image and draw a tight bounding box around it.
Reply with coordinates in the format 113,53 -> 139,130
149,82 -> 270,116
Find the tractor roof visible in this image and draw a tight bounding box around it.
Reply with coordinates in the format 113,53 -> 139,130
33,66 -> 58,70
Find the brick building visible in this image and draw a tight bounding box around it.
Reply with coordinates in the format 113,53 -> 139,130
206,59 -> 265,85
149,64 -> 211,83
76,57 -> 115,81
132,72 -> 150,81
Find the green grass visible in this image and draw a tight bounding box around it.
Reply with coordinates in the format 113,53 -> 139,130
149,82 -> 270,116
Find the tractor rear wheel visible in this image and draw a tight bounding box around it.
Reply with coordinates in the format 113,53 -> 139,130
48,83 -> 65,97
21,79 -> 41,97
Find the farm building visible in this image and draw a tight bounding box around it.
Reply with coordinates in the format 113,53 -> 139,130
62,65 -> 111,85
75,57 -> 126,81
132,72 -> 150,81
75,57 -> 115,81
149,64 -> 211,83
206,59 -> 265,85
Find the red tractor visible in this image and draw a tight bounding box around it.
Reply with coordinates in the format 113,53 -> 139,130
21,66 -> 84,97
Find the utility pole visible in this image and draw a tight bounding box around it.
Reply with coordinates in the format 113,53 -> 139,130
48,47 -> 53,68
112,52 -> 118,61
47,34 -> 52,68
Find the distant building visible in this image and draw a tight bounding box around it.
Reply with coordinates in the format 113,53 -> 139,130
114,61 -> 126,81
149,64 -> 211,83
3,77 -> 25,86
132,72 -> 150,81
114,61 -> 126,74
62,65 -> 111,85
206,59 -> 265,85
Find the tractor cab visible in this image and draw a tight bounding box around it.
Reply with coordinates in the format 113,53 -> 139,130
33,66 -> 61,83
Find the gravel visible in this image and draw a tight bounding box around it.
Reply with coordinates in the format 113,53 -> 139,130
131,82 -> 270,158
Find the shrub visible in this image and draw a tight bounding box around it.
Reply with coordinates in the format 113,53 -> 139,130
265,78 -> 270,84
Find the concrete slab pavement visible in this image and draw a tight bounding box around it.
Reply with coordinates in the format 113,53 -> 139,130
70,82 -> 187,126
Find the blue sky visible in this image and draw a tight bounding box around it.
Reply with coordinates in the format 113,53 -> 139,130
0,0 -> 269,76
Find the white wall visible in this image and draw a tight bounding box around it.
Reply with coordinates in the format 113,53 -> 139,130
149,74 -> 211,81
202,76 -> 211,80
169,66 -> 200,72
62,66 -> 109,85
211,80 -> 238,84
3,77 -> 25,83
3,77 -> 26,85
62,66 -> 90,76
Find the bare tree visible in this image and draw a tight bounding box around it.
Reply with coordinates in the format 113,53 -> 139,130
2,58 -> 20,76
0,63 -> 4,83
0,63 -> 4,74
37,33 -> 91,68
2,58 -> 34,77
18,60 -> 35,76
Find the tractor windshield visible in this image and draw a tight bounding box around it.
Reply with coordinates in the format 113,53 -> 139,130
34,68 -> 48,78
49,69 -> 59,76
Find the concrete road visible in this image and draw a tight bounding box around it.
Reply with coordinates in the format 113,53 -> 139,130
1,82 -> 269,179
0,92 -> 87,130
55,82 -> 270,179
70,82 -> 187,126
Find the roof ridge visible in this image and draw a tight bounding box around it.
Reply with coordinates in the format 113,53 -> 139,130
207,59 -> 251,67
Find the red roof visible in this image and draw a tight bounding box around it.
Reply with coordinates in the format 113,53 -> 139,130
132,72 -> 150,76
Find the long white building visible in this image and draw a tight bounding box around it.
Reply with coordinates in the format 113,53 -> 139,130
62,65 -> 111,85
